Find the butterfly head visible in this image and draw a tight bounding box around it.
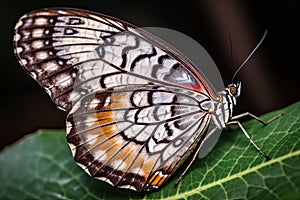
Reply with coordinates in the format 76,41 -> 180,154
228,81 -> 241,98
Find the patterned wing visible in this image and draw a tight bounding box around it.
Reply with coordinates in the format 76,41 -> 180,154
14,8 -> 217,111
66,84 -> 212,191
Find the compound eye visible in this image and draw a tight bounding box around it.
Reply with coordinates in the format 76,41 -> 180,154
229,85 -> 237,95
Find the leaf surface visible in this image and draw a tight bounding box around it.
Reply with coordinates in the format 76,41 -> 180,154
1,102 -> 299,200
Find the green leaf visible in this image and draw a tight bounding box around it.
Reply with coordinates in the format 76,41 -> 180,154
1,102 -> 299,200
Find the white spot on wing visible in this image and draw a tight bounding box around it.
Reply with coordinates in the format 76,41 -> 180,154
93,150 -> 107,161
71,72 -> 77,78
66,120 -> 72,133
19,58 -> 28,66
36,51 -> 48,60
119,185 -> 137,191
14,33 -> 21,42
31,40 -> 44,49
68,142 -> 76,157
37,11 -> 52,16
84,132 -> 98,146
15,19 -> 24,30
32,28 -> 44,38
42,61 -> 59,72
16,47 -> 23,54
30,72 -> 37,79
56,74 -> 73,88
103,96 -> 111,107
132,167 -> 144,176
84,116 -> 97,127
57,10 -> 67,15
34,17 -> 48,26
89,98 -> 101,109
111,159 -> 127,171
174,139 -> 183,146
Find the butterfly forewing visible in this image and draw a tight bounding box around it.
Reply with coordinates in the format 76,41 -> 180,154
14,8 -> 129,111
66,85 -> 211,191
14,8 -> 217,111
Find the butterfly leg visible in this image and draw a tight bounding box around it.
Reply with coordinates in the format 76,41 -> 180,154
226,120 -> 270,160
230,112 -> 284,125
226,112 -> 283,160
174,127 -> 221,188
173,143 -> 202,188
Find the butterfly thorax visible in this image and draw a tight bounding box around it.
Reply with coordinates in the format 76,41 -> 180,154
210,81 -> 241,129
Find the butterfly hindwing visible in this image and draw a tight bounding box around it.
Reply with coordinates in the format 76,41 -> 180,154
66,84 -> 211,191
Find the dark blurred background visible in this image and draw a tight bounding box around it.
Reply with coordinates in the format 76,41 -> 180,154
1,0 -> 299,150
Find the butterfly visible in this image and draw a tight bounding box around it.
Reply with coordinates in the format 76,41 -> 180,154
13,8 -> 282,192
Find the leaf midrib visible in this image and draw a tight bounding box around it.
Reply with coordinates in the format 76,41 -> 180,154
146,150 -> 300,200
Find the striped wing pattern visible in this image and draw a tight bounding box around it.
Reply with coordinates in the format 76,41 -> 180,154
14,8 -> 213,111
67,85 -> 211,191
14,8 -> 217,191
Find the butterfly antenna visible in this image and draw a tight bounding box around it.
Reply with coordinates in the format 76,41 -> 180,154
231,30 -> 268,83
228,34 -> 234,75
